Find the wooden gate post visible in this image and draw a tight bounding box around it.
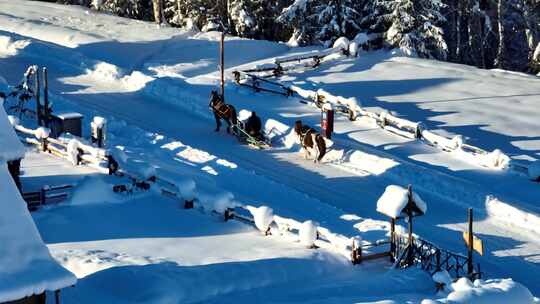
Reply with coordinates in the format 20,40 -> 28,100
390,218 -> 396,262
406,185 -> 414,265
220,31 -> 225,101
467,208 -> 474,276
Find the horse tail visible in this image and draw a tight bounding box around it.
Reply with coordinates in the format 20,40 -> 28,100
316,134 -> 327,162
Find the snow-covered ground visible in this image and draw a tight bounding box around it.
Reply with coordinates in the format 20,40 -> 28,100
1,0 -> 540,301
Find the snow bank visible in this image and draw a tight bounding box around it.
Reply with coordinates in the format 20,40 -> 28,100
485,196 -> 540,235
70,176 -> 123,205
0,35 -> 31,58
246,205 -> 274,233
376,185 -> 427,218
528,160 -> 540,180
479,149 -> 510,169
80,62 -> 154,92
445,278 -> 535,303
0,164 -> 76,302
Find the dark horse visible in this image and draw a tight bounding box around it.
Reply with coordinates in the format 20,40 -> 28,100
294,120 -> 327,163
209,91 -> 238,133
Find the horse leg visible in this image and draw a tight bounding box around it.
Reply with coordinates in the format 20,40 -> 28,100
214,112 -> 221,132
226,119 -> 231,134
312,134 -> 320,163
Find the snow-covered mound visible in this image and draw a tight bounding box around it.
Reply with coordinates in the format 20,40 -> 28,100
0,164 -> 76,302
0,107 -> 25,162
376,185 -> 427,218
444,277 -> 535,304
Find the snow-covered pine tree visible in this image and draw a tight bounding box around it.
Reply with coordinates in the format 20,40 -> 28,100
228,0 -> 258,37
92,0 -> 153,20
164,0 -> 211,30
364,0 -> 447,59
496,0 -> 530,71
278,0 -> 361,46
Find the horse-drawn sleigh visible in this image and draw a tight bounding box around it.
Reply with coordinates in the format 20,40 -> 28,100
209,91 -> 271,149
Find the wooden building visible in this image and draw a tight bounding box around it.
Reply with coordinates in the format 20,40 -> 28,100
0,106 -> 77,304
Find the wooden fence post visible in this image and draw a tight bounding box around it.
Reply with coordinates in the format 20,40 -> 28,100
351,239 -> 362,265
184,199 -> 194,209
467,208 -> 474,276
39,187 -> 46,206
390,218 -> 396,262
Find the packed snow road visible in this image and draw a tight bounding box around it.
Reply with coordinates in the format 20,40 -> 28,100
1,1 -> 539,294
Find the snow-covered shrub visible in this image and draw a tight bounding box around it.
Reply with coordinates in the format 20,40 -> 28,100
299,220 -> 318,247
528,160 -> 540,181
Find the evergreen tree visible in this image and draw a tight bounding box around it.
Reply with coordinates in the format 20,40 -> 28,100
362,0 -> 447,59
278,0 -> 361,46
496,0 -> 530,71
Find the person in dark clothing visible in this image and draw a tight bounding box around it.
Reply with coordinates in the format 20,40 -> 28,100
245,111 -> 262,139
209,90 -> 224,131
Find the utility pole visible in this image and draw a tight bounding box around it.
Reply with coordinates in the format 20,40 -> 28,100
34,68 -> 41,126
220,30 -> 225,100
43,67 -> 49,128
467,208 -> 474,276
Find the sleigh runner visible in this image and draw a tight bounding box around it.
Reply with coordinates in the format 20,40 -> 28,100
232,123 -> 271,149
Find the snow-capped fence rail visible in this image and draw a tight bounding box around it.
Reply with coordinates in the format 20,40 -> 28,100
10,117 -> 115,174
290,86 -> 530,173
234,41 -> 351,80
22,184 -> 74,210
225,205 -> 358,261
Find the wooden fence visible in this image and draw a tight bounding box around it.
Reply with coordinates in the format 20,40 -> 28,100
22,184 -> 74,210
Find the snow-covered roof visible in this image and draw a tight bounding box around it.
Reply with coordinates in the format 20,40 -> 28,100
0,163 -> 76,302
0,106 -> 25,162
376,185 -> 427,218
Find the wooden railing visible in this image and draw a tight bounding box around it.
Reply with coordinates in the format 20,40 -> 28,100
22,184 -> 73,210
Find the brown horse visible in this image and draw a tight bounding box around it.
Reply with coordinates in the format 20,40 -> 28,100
294,120 -> 327,163
209,91 -> 238,134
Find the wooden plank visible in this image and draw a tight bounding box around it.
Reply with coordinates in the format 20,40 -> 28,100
463,232 -> 484,255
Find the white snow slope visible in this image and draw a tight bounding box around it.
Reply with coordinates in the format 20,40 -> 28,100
1,0 -> 539,302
